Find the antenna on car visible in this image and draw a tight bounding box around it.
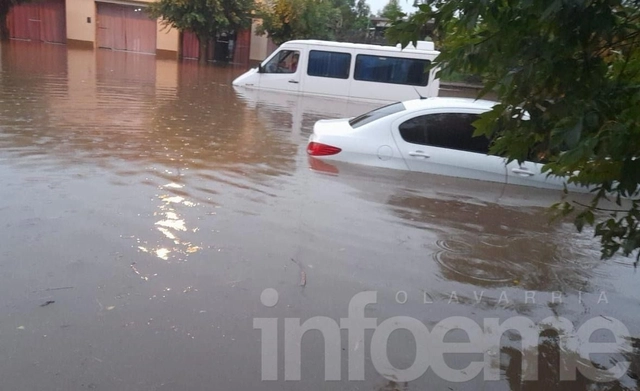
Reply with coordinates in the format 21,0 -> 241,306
414,87 -> 427,100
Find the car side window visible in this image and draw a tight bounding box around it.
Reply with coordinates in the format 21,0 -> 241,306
398,113 -> 490,154
264,50 -> 300,74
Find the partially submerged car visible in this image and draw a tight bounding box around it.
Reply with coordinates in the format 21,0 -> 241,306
307,97 -> 583,191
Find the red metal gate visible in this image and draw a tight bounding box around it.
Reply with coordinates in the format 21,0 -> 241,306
180,30 -> 217,61
7,0 -> 66,44
233,29 -> 251,66
96,3 -> 157,54
181,30 -> 199,59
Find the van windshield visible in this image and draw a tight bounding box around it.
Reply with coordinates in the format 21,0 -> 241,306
349,102 -> 406,129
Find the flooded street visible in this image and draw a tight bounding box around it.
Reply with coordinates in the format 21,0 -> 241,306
1,42 -> 639,390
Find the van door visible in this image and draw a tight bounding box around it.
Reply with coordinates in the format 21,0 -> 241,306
391,111 -> 509,184
258,46 -> 304,93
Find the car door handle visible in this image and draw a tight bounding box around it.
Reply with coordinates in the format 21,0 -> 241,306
288,80 -> 299,84
409,151 -> 430,158
511,167 -> 534,176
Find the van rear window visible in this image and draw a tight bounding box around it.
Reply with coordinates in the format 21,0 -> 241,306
349,103 -> 406,129
354,55 -> 430,86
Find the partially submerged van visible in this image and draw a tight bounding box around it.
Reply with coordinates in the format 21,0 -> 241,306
232,40 -> 440,103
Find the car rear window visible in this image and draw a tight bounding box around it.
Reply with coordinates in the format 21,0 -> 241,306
349,102 -> 406,129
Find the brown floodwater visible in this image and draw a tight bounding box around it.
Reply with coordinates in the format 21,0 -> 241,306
0,41 -> 638,391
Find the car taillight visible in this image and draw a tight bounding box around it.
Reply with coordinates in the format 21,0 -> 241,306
307,142 -> 342,156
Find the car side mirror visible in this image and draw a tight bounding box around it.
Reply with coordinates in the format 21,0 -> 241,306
258,64 -> 265,73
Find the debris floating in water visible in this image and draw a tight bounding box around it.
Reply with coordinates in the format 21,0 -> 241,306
300,271 -> 307,287
291,258 -> 307,287
130,263 -> 149,281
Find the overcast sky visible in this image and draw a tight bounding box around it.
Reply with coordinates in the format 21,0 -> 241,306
367,0 -> 416,16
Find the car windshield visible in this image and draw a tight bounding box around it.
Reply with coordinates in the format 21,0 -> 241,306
348,102 -> 406,129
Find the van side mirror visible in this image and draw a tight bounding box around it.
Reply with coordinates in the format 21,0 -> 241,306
258,64 -> 265,73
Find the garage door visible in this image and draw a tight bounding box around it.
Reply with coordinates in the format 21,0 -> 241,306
96,3 -> 157,54
7,0 -> 66,44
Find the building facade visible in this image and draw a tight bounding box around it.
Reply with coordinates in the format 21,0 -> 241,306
7,0 -> 273,64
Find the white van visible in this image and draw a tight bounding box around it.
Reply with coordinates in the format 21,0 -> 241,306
232,40 -> 440,103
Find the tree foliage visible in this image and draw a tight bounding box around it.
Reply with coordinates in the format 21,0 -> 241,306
354,0 -> 372,31
388,0 -> 640,261
148,0 -> 253,63
0,0 -> 31,41
257,0 -> 375,44
339,0 -> 374,41
256,0 -> 341,44
379,0 -> 404,20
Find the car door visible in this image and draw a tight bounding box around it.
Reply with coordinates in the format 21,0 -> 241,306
258,47 -> 304,93
391,111 -> 509,184
505,160 -> 570,190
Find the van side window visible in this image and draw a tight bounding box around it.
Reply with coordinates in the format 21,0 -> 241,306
307,50 -> 351,79
399,113 -> 490,154
264,50 -> 300,74
354,55 -> 430,86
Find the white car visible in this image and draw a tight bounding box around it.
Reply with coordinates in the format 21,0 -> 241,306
307,97 -> 579,190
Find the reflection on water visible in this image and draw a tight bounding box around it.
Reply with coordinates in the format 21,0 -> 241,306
501,335 -> 640,390
136,182 -> 202,262
234,87 -> 379,134
305,162 -> 640,389
0,42 -> 298,204
0,41 -> 638,391
389,192 -> 603,292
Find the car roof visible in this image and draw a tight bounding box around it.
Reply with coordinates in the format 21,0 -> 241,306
401,97 -> 498,112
